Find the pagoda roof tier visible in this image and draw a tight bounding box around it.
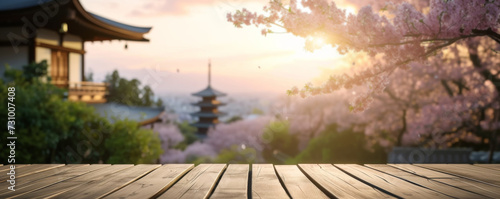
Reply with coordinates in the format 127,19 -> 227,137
190,111 -> 226,118
0,0 -> 151,41
191,101 -> 226,107
192,86 -> 226,97
190,122 -> 217,128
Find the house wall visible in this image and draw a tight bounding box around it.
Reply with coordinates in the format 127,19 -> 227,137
36,29 -> 58,46
36,28 -> 82,50
0,46 -> 28,78
69,52 -> 82,83
35,28 -> 83,83
63,34 -> 82,50
0,26 -> 24,42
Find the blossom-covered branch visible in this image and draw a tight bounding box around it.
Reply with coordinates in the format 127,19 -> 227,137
227,0 -> 500,111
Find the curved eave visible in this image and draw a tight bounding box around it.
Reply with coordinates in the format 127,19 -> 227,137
191,102 -> 226,107
73,0 -> 152,41
192,86 -> 226,97
0,0 -> 152,42
190,112 -> 226,117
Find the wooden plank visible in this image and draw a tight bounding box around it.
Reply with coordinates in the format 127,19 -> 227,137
336,164 -> 450,198
298,164 -> 393,199
391,164 -> 500,198
0,164 -> 87,194
157,164 -> 226,199
449,164 -> 500,175
211,164 -> 249,199
0,164 -> 110,198
53,164 -> 160,199
251,164 -> 289,199
274,165 -> 328,199
0,164 -> 64,181
17,164 -> 134,199
102,164 -> 192,199
474,164 -> 500,171
366,164 -> 483,198
416,164 -> 500,186
0,164 -> 29,173
434,178 -> 500,198
389,164 -> 456,178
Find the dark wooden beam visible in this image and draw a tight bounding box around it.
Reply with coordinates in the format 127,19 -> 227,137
81,40 -> 85,81
0,41 -> 28,46
28,37 -> 35,63
36,42 -> 85,54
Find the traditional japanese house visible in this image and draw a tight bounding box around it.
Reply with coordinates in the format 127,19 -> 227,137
0,0 -> 151,103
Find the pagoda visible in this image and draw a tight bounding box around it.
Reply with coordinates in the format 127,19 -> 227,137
191,61 -> 226,137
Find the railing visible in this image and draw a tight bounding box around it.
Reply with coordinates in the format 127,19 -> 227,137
52,80 -> 109,103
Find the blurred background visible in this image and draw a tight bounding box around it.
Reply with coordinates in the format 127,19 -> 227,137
0,0 -> 498,164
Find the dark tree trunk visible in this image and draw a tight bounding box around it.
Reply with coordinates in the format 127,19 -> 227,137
397,109 -> 407,147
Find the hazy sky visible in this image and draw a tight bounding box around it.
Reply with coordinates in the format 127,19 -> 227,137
80,0 -> 352,97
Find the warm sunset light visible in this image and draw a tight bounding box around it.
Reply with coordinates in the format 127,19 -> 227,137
0,0 -> 499,197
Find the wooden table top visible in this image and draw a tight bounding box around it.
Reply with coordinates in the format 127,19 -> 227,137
0,164 -> 499,198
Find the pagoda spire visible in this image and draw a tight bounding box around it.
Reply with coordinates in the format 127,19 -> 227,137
208,59 -> 211,86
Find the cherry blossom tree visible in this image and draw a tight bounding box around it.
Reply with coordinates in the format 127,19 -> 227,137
228,0 -> 500,111
227,0 -> 500,157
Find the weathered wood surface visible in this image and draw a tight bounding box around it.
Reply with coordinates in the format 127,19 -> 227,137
103,164 -> 191,199
366,164 -> 483,198
251,164 -> 289,199
474,164 -> 500,171
336,164 -> 450,198
275,165 -> 328,199
210,164 -> 249,199
1,164 -> 498,198
157,164 -> 226,199
416,164 -> 500,186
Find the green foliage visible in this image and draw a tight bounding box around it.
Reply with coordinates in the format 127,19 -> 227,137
225,115 -> 243,123
251,108 -> 264,115
0,62 -> 162,164
262,120 -> 300,164
85,71 -> 94,82
23,60 -> 48,83
213,145 -> 258,164
174,121 -> 199,150
288,124 -> 386,164
104,120 -> 163,164
156,98 -> 164,108
105,70 -> 162,107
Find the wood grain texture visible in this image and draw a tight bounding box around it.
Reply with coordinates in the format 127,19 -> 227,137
211,164 -> 249,199
434,178 -> 500,198
251,164 -> 289,199
274,165 -> 328,199
416,164 -> 500,186
102,164 -> 192,199
389,164 -> 455,178
447,164 -> 500,174
336,164 -> 450,199
0,164 -> 87,192
299,164 -> 393,199
18,164 -> 134,199
391,164 -> 500,198
51,164 -> 160,199
0,164 -> 64,182
2,164 -> 499,198
473,164 -> 500,171
366,164 -> 483,198
157,164 -> 226,199
0,164 -> 29,173
0,164 -> 110,198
